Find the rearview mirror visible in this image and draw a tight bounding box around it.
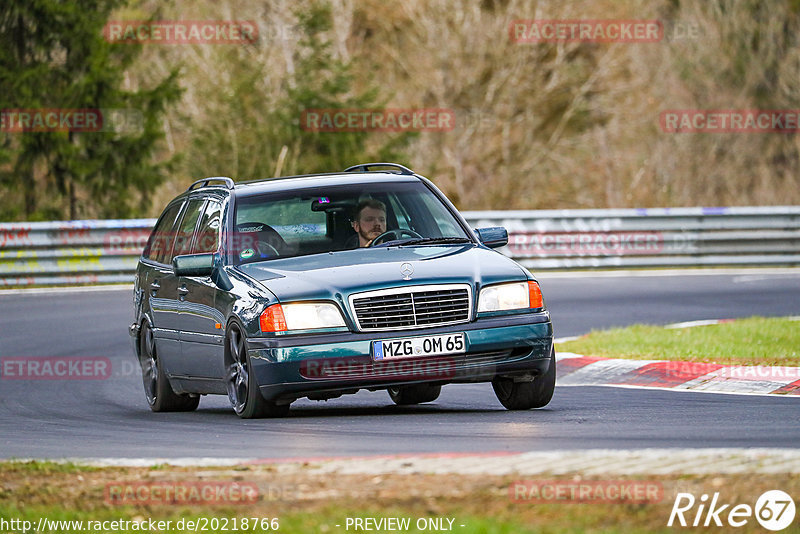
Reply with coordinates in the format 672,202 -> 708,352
475,227 -> 508,249
173,253 -> 214,277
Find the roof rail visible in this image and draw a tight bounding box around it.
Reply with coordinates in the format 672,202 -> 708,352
187,176 -> 235,192
344,162 -> 414,175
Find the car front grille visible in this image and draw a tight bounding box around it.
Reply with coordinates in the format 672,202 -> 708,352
350,284 -> 472,331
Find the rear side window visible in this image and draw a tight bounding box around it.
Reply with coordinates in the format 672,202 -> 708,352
144,202 -> 184,264
172,198 -> 206,258
193,200 -> 223,254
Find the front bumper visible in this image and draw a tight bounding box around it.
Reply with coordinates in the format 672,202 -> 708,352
245,312 -> 553,402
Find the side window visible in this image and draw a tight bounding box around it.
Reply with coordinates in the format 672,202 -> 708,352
172,198 -> 206,259
145,202 -> 183,264
193,199 -> 223,254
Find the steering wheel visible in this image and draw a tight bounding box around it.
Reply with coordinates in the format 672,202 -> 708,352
369,229 -> 423,247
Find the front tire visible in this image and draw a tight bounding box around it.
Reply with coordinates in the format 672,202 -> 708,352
139,322 -> 199,412
388,383 -> 442,405
225,323 -> 289,419
492,346 -> 556,410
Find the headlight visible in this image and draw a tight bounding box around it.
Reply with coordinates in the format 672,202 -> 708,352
477,281 -> 544,312
260,302 -> 346,332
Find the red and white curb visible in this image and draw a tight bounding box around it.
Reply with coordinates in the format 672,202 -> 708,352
554,317 -> 800,396
555,353 -> 800,396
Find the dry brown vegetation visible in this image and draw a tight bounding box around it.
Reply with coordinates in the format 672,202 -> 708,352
124,0 -> 800,214
3,462 -> 799,533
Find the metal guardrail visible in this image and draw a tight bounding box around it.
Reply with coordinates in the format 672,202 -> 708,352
463,206 -> 800,270
1,207 -> 798,286
0,219 -> 154,286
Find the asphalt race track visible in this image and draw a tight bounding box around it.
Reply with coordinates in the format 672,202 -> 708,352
1,270 -> 799,459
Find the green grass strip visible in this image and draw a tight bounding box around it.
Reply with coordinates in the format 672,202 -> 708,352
557,316 -> 800,366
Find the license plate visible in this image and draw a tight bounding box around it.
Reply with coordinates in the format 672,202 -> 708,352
372,333 -> 465,360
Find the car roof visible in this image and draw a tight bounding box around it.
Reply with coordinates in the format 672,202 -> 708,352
232,172 -> 421,198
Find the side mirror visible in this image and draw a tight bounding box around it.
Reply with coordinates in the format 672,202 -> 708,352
475,227 -> 508,249
173,253 -> 214,277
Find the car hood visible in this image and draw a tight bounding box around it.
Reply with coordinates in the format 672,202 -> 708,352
236,245 -> 530,302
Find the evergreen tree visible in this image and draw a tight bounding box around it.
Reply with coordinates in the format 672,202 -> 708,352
186,2 -> 410,182
0,0 -> 181,220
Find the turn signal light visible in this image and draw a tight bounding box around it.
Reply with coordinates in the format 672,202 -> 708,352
260,304 -> 288,332
528,281 -> 544,309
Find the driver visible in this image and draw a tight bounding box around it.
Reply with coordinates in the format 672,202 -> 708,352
352,199 -> 387,247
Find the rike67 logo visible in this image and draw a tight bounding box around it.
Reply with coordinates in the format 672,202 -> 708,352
668,490 -> 795,531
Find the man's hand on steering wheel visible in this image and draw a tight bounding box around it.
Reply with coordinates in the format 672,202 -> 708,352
368,229 -> 423,247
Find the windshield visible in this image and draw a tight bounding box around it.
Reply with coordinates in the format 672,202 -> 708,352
232,181 -> 471,263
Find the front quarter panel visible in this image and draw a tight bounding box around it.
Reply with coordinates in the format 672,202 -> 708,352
223,266 -> 279,338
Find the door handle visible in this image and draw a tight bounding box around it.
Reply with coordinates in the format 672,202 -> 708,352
178,285 -> 189,295
150,281 -> 161,290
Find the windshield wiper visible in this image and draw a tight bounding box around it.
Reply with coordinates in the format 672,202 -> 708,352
398,237 -> 472,246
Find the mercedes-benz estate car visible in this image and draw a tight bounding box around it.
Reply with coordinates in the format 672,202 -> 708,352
129,163 -> 555,418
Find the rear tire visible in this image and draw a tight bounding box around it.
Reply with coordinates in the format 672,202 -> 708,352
492,346 -> 556,410
226,323 -> 290,419
388,384 -> 442,405
139,322 -> 199,412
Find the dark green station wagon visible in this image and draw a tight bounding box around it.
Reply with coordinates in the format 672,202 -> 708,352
130,163 -> 554,418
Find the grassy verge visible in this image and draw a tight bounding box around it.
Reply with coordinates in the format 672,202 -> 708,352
557,316 -> 800,366
1,461 -> 798,534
